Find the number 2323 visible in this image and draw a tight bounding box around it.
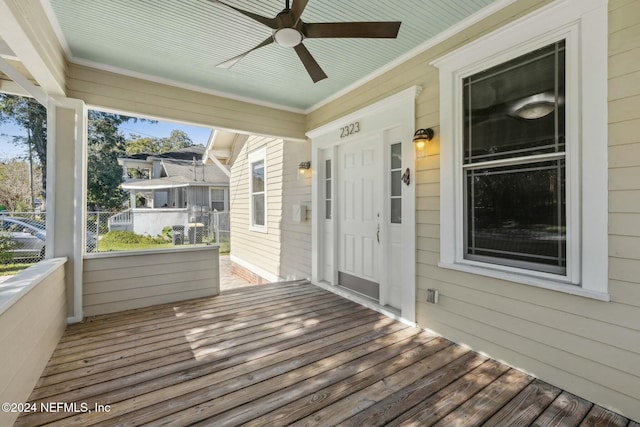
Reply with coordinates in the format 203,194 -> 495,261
340,122 -> 360,138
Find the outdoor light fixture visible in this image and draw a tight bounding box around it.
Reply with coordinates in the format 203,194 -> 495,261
298,161 -> 311,180
413,128 -> 434,158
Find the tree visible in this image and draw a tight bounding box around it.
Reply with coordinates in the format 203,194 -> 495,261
125,129 -> 193,155
86,111 -> 139,210
0,94 -> 47,200
125,135 -> 157,156
160,129 -> 193,152
0,160 -> 43,211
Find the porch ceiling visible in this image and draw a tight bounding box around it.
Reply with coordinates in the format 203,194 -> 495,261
46,0 -> 500,111
16,281 -> 632,426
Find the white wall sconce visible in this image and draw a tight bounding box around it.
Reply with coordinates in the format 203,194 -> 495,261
298,161 -> 311,180
413,128 -> 434,158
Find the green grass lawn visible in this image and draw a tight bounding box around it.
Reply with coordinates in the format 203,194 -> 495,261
97,242 -> 175,252
97,241 -> 230,254
0,262 -> 34,276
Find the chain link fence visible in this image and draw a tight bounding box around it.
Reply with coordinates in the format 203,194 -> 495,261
86,210 -> 230,253
1,210 -> 231,273
0,211 -> 48,265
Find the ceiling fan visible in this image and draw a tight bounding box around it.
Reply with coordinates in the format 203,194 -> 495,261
209,0 -> 402,83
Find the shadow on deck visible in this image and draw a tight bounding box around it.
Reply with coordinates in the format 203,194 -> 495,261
17,281 -> 635,426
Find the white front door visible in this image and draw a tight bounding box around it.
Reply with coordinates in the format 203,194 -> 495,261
338,137 -> 382,299
309,86 -> 418,324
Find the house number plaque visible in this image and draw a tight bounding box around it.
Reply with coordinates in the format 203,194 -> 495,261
339,121 -> 360,138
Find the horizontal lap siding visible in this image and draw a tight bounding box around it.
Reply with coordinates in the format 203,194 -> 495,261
0,262 -> 67,427
82,248 -> 219,316
306,0 -> 640,421
66,65 -> 305,140
230,136 -> 284,279
279,140 -> 312,280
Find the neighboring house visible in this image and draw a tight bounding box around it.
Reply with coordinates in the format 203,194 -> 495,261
203,129 -> 311,283
2,0 -> 640,424
113,145 -> 230,237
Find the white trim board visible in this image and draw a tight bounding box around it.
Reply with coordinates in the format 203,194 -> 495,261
432,0 -> 609,299
308,86 -> 418,324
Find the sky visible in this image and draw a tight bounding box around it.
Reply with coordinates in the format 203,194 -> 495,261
0,115 -> 213,162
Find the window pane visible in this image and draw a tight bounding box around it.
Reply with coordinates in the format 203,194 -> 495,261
391,143 -> 402,169
463,41 -> 565,164
465,160 -> 566,273
252,161 -> 264,192
325,200 -> 332,220
391,170 -> 402,197
325,179 -> 331,199
325,159 -> 332,179
252,194 -> 265,226
211,189 -> 224,201
391,199 -> 402,224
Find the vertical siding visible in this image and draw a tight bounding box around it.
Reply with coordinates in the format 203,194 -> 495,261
306,0 -> 640,421
66,64 -> 306,140
83,247 -> 219,316
230,136 -> 284,279
279,140 -> 312,280
0,260 -> 67,427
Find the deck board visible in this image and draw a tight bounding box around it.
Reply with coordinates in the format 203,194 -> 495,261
16,281 -> 635,426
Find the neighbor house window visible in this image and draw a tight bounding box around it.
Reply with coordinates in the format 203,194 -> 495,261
434,0 -> 608,299
210,188 -> 226,211
248,148 -> 267,231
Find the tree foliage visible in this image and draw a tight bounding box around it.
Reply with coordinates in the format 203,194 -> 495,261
0,160 -> 43,211
86,111 -> 139,210
0,94 -> 47,196
125,129 -> 194,155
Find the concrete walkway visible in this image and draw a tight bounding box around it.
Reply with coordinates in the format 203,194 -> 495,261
218,254 -> 255,290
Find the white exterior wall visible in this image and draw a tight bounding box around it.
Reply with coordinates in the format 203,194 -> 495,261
83,247 -> 219,316
230,136 -> 284,280
306,0 -> 640,421
0,260 -> 67,427
279,141 -> 312,280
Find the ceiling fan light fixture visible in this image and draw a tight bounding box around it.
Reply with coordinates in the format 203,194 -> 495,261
511,93 -> 558,120
514,101 -> 555,120
273,28 -> 303,47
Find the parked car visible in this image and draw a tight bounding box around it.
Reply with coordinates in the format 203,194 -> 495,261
0,216 -> 97,262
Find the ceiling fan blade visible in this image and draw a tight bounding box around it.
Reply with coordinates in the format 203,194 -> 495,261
217,37 -> 274,69
294,43 -> 327,83
290,0 -> 309,25
208,0 -> 278,29
303,22 -> 401,39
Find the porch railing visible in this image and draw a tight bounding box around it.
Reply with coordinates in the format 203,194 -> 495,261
108,209 -> 132,228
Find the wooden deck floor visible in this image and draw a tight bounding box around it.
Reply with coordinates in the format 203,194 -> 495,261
18,281 -> 636,426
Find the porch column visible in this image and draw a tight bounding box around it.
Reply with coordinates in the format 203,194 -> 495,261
47,97 -> 86,322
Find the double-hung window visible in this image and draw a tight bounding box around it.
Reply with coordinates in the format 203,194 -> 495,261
248,148 -> 267,231
434,0 -> 608,299
463,41 -> 566,275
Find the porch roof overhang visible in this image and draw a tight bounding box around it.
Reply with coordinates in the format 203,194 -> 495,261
121,176 -> 227,191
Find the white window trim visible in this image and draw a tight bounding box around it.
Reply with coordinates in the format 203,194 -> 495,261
432,0 -> 608,300
248,147 -> 267,233
209,186 -> 228,212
